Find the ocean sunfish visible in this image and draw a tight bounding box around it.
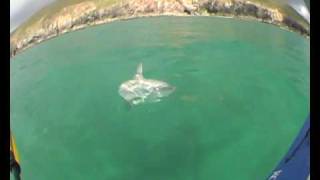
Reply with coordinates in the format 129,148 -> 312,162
119,63 -> 175,105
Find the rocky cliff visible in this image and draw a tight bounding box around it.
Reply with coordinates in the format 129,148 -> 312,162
10,0 -> 310,58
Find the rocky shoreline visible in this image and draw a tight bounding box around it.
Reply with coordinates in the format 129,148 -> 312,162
10,0 -> 309,58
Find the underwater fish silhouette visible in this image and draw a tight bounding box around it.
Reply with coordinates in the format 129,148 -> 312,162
119,63 -> 175,105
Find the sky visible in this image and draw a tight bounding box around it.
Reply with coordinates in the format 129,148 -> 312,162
288,0 -> 310,23
10,0 -> 55,32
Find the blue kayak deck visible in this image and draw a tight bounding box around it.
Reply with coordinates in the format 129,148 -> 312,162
267,115 -> 310,180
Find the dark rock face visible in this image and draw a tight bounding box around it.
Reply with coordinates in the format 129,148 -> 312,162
203,1 -> 228,14
202,0 -> 273,21
234,2 -> 244,15
283,16 -> 309,36
10,44 -> 16,57
244,3 -> 258,17
256,8 -> 270,20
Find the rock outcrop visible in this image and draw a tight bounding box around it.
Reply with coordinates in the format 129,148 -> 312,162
10,0 -> 309,58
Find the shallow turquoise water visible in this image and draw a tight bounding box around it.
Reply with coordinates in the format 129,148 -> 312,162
11,17 -> 309,180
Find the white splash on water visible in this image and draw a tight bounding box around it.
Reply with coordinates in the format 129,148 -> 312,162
119,63 -> 175,105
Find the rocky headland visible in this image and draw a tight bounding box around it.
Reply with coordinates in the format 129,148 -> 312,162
10,0 -> 310,58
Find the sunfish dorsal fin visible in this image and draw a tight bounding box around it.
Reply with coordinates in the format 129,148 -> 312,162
137,63 -> 143,75
135,63 -> 144,80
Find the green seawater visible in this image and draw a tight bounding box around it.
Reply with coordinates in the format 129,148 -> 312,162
10,17 -> 309,180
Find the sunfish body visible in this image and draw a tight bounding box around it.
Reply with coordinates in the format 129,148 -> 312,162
119,63 -> 175,105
